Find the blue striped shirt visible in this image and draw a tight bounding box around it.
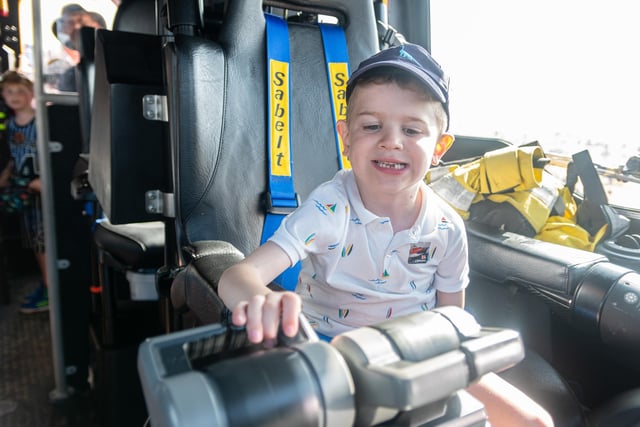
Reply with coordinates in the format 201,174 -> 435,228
7,116 -> 38,176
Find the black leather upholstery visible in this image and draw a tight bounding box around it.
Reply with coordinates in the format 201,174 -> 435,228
462,221 -> 640,426
113,0 -> 158,35
169,0 -> 378,251
77,26 -> 97,154
89,29 -> 168,225
467,221 -> 607,300
168,0 -> 378,323
94,220 -> 165,269
170,241 -> 245,326
589,388 -> 640,427
85,23 -> 168,349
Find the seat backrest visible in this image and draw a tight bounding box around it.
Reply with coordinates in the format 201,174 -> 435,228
113,0 -> 159,34
76,26 -> 97,154
88,29 -> 169,224
168,0 -> 378,257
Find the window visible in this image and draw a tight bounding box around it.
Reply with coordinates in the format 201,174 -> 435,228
19,0 -> 117,93
430,0 -> 640,208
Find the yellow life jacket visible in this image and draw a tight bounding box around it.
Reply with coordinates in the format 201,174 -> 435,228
428,145 -> 608,251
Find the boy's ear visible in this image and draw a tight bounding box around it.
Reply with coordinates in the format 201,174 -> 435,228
432,133 -> 454,165
337,120 -> 350,155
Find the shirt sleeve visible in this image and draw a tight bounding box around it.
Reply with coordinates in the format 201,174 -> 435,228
433,200 -> 470,293
269,179 -> 348,265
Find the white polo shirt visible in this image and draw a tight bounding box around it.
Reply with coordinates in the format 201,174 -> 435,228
270,169 -> 469,336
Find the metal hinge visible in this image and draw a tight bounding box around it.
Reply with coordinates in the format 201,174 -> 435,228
145,190 -> 175,217
142,95 -> 168,122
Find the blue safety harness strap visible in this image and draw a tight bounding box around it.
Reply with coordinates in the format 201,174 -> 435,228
319,23 -> 351,170
262,14 -> 349,291
262,14 -> 299,289
263,13 -> 297,213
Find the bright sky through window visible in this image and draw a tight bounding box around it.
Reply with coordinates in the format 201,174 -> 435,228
430,0 -> 640,169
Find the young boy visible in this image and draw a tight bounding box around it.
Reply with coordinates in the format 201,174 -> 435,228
0,71 -> 48,313
218,44 -> 553,427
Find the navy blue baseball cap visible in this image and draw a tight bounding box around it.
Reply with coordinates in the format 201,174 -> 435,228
347,43 -> 450,129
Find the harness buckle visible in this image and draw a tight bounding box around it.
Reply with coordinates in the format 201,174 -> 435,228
264,191 -> 300,215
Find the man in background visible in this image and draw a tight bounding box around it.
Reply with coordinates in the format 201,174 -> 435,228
51,4 -> 106,92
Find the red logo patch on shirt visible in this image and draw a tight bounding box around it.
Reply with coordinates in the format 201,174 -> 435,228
408,243 -> 431,264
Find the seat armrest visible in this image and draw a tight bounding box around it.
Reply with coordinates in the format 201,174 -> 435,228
466,221 -> 607,304
171,241 -> 245,325
187,240 -> 246,286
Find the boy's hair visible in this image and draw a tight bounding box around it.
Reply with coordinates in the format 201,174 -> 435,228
0,71 -> 34,92
347,67 -> 449,133
347,43 -> 450,131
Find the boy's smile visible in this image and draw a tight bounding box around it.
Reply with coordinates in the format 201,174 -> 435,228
374,160 -> 407,170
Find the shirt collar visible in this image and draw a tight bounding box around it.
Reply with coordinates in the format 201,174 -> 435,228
342,170 -> 380,225
342,170 -> 429,231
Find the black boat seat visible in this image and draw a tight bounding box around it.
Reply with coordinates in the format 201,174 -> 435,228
80,4 -> 169,425
93,220 -> 165,269
87,26 -> 169,350
167,0 -> 378,327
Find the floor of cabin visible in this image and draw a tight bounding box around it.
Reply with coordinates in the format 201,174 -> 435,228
0,246 -> 97,427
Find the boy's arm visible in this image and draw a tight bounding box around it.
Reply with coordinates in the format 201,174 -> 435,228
0,159 -> 13,188
218,241 -> 301,344
437,290 -> 553,426
436,290 -> 465,308
468,373 -> 554,427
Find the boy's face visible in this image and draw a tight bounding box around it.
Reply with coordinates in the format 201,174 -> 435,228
2,84 -> 33,111
338,81 -> 452,199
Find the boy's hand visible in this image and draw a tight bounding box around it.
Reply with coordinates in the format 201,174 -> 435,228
231,291 -> 302,346
0,161 -> 13,188
28,178 -> 41,193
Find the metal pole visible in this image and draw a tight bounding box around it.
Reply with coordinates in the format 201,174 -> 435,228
30,0 -> 69,401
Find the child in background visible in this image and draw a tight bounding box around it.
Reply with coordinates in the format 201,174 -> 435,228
0,95 -> 11,187
218,44 -> 554,426
0,71 -> 48,313
0,114 -> 11,188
